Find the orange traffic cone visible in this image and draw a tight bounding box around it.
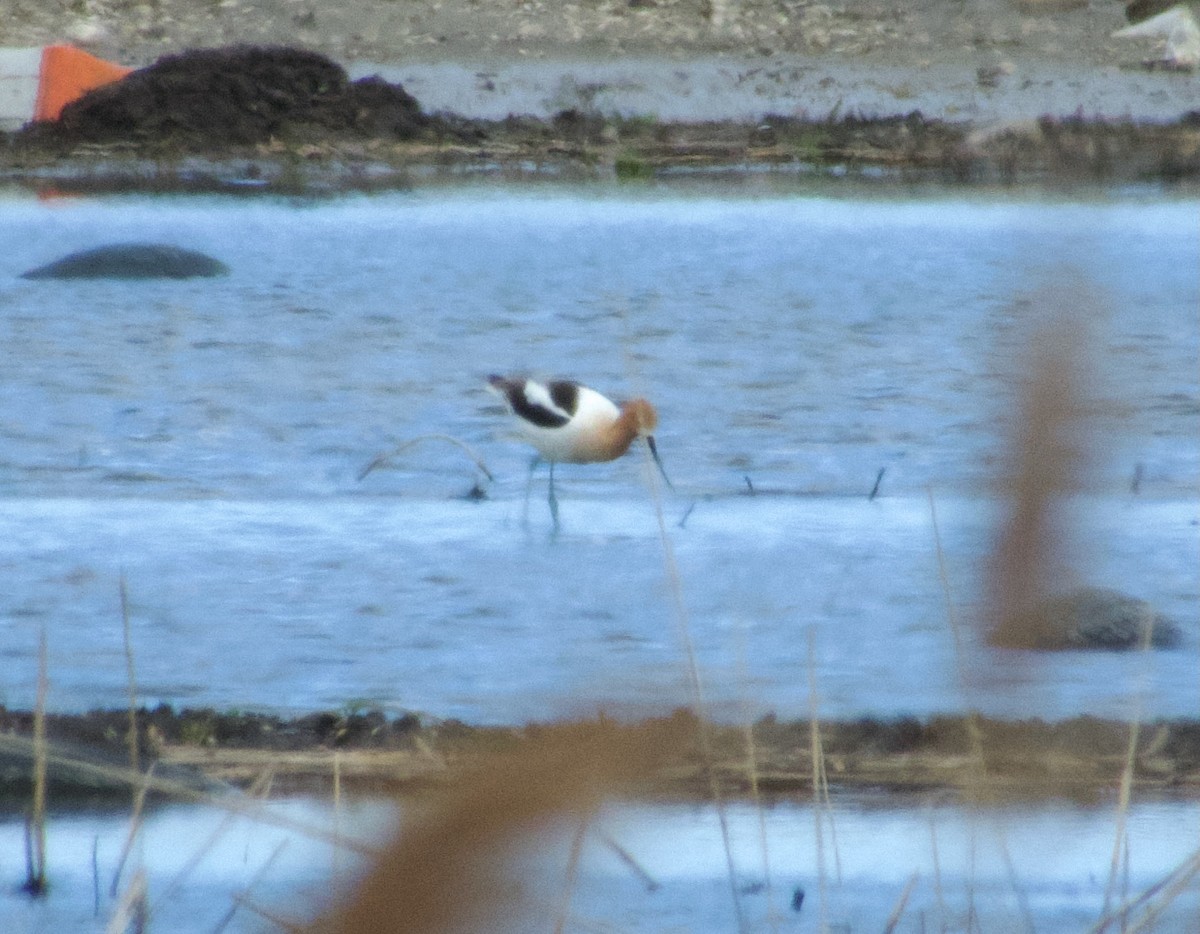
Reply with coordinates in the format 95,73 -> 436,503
34,44 -> 131,122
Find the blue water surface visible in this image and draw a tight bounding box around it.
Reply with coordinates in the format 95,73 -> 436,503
0,183 -> 1195,722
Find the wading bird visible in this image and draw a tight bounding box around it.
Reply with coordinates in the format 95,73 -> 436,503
487,375 -> 671,526
1114,1 -> 1200,68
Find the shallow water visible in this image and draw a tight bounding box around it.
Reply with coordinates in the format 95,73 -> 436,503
1,795 -> 1197,932
0,183 -> 1196,724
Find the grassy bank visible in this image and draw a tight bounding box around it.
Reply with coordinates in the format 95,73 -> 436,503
5,110 -> 1200,193
3,705 -> 1199,803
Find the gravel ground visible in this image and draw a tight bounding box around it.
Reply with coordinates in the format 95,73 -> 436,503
4,1 -> 1200,122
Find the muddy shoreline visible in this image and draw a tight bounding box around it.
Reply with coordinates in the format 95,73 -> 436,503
3,706 -> 1199,804
3,21 -> 1200,189
7,91 -> 1200,192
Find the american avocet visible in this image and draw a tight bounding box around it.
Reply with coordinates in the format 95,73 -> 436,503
487,375 -> 671,525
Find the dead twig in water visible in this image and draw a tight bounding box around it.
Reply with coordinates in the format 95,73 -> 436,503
869,466 -> 885,500
23,625 -> 49,896
596,829 -> 659,892
357,434 -> 493,484
883,871 -> 919,934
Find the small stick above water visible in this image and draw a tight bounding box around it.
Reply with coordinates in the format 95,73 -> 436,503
358,434 -> 493,484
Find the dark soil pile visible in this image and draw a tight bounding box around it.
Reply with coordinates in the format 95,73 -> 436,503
24,45 -> 435,149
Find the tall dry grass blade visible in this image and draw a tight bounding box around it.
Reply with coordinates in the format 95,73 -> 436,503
928,809 -> 948,931
806,627 -> 830,934
119,574 -> 140,776
552,814 -> 592,934
308,721 -> 683,934
110,764 -> 155,897
985,291 -> 1094,648
23,623 -> 49,896
996,827 -> 1036,933
596,829 -> 659,892
0,732 -> 377,855
647,444 -> 748,932
111,576 -> 146,898
213,838 -> 291,934
1094,848 -> 1200,934
92,835 -> 102,916
235,896 -> 306,934
883,871 -> 919,934
1089,848 -> 1200,933
930,485 -> 990,932
332,752 -> 344,886
968,834 -> 982,934
803,625 -> 841,890
928,489 -> 987,781
148,767 -> 277,923
105,867 -> 147,934
741,716 -> 779,927
1100,622 -> 1154,926
735,621 -> 779,930
620,336 -> 742,926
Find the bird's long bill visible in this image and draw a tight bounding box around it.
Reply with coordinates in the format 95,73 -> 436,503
645,436 -> 674,492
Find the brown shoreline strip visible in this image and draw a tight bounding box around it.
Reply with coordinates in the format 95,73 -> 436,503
5,111 -> 1200,191
2,707 -> 1198,803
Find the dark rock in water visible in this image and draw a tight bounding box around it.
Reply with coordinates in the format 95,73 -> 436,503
22,243 -> 228,280
992,586 -> 1182,650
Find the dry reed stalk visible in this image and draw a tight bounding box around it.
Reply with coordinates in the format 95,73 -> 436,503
985,293 -> 1093,648
1099,848 -> 1200,933
23,624 -> 49,895
967,835 -> 981,934
307,721 -> 683,934
119,575 -> 139,776
735,621 -> 779,929
92,835 -> 101,916
927,489 -> 987,779
596,829 -> 659,892
883,871 -> 919,934
928,809 -> 948,929
0,732 -> 374,856
552,813 -> 592,934
214,838 -> 292,934
104,867 -> 147,934
332,751 -> 344,885
1100,621 -> 1155,927
110,765 -> 155,897
111,575 -> 146,899
996,827 -> 1035,932
928,488 -> 991,933
236,897 -> 306,934
806,626 -> 831,933
147,766 -> 278,922
646,442 -> 748,932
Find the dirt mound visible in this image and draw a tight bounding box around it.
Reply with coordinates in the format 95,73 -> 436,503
36,45 -> 430,148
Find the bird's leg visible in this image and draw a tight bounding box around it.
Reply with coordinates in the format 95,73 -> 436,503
548,460 -> 560,528
522,454 -> 541,527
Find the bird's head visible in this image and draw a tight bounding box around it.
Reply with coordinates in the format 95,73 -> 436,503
623,398 -> 659,436
622,398 -> 672,492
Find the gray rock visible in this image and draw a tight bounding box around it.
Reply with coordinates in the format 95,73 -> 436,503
21,243 -> 228,280
994,586 -> 1182,650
